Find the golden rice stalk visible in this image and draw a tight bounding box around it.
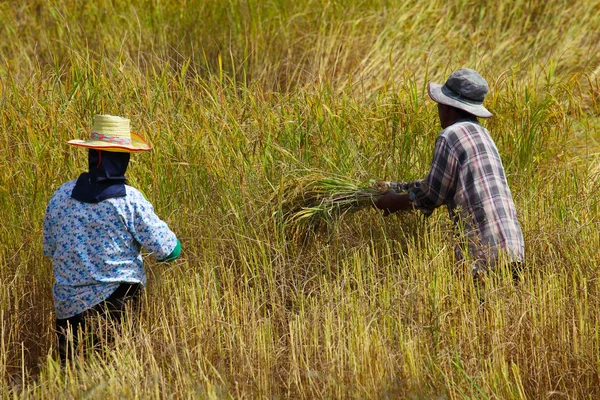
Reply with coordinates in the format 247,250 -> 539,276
275,172 -> 388,235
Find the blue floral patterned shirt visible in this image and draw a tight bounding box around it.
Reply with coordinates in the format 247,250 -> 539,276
43,180 -> 178,319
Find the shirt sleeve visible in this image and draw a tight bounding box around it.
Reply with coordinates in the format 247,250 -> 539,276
128,191 -> 178,261
385,180 -> 424,193
42,201 -> 56,257
412,136 -> 459,212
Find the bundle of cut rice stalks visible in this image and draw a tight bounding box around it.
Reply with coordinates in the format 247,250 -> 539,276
274,172 -> 389,236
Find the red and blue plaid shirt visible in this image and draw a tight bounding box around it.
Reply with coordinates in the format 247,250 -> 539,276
389,119 -> 524,270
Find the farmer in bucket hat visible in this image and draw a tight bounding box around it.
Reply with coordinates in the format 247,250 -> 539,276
43,114 -> 181,362
375,68 -> 524,281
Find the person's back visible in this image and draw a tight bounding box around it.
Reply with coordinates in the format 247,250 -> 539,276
432,120 -> 524,266
44,180 -> 178,320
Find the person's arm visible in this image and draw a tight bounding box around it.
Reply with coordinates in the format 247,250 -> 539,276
128,190 -> 181,262
413,136 -> 459,211
374,191 -> 413,216
158,239 -> 181,263
383,180 -> 424,193
42,202 -> 56,257
375,136 -> 458,216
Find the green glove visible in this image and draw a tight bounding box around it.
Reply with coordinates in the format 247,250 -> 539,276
159,239 -> 181,262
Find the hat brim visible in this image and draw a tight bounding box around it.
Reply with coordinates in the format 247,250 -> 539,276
68,132 -> 152,153
427,82 -> 493,118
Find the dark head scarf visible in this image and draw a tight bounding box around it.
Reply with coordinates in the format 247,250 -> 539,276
71,149 -> 130,203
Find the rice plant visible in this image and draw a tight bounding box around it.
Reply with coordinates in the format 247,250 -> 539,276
2,0 -> 600,399
276,172 -> 386,235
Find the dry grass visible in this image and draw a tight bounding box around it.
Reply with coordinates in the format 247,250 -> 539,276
1,0 -> 600,399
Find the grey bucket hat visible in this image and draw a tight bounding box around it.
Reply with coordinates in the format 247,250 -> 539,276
427,68 -> 493,118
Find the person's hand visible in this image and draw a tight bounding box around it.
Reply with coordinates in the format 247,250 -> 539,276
371,180 -> 390,192
374,191 -> 408,216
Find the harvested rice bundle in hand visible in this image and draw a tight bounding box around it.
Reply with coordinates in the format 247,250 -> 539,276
276,172 -> 387,235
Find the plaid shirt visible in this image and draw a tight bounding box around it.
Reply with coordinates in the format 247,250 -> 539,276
389,120 -> 524,270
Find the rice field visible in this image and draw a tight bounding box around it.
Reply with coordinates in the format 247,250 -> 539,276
1,0 -> 600,398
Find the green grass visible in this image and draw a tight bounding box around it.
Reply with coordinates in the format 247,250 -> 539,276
1,0 -> 600,398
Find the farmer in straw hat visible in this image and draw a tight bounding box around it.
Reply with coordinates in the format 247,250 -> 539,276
375,68 -> 524,281
43,114 -> 181,362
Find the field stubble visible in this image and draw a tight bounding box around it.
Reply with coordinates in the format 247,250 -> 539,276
1,0 -> 600,398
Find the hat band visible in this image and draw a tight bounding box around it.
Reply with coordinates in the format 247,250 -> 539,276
91,132 -> 132,146
442,85 -> 484,105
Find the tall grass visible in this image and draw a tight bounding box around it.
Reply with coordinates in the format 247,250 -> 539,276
1,0 -> 600,398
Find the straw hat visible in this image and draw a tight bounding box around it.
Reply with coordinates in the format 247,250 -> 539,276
68,114 -> 151,153
427,68 -> 493,118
